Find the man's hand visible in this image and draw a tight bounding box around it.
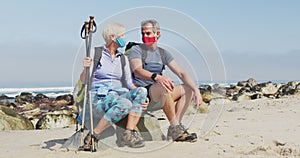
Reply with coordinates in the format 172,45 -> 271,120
156,75 -> 174,92
193,89 -> 203,109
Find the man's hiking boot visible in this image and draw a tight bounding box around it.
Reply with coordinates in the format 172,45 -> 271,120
167,124 -> 197,142
117,129 -> 145,148
78,131 -> 98,152
179,123 -> 198,142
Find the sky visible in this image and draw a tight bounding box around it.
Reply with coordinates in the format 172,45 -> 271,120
0,0 -> 299,88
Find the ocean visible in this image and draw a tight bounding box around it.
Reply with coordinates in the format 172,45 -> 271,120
0,86 -> 74,98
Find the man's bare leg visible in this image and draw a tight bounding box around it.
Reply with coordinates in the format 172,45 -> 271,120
150,84 -> 179,126
172,84 -> 194,122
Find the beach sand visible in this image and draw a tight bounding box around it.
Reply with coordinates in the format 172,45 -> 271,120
1,96 -> 300,158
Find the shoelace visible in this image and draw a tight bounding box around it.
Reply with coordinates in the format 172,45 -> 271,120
179,123 -> 189,133
131,130 -> 140,140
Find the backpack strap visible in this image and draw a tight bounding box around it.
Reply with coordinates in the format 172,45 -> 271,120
139,44 -> 148,66
120,54 -> 127,88
158,47 -> 166,70
93,46 -> 103,75
139,44 -> 166,71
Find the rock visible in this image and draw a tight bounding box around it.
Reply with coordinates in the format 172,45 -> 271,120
232,93 -> 251,101
137,116 -> 166,141
0,100 -> 10,106
295,83 -> 300,94
55,94 -> 74,105
251,93 -> 262,100
239,87 -> 251,93
201,92 -> 212,103
212,84 -> 226,96
20,103 -> 37,111
20,108 -> 43,124
0,105 -> 34,130
259,82 -> 278,96
277,84 -> 292,96
0,94 -> 14,100
34,93 -> 49,102
199,84 -> 212,93
35,114 -> 77,129
251,85 -> 262,92
115,114 -> 166,141
15,92 -> 34,103
237,81 -> 248,87
226,86 -> 240,97
247,78 -> 258,87
287,81 -> 297,87
51,100 -> 70,107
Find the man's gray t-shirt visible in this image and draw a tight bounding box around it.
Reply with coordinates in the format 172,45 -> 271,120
128,45 -> 174,87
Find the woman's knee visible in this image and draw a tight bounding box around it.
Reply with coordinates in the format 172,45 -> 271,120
117,98 -> 132,109
132,87 -> 147,97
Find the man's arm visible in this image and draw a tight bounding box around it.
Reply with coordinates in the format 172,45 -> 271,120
167,60 -> 203,107
130,58 -> 174,92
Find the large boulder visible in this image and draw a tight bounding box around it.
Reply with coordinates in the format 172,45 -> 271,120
247,78 -> 258,88
259,82 -> 278,96
0,105 -> 34,130
232,92 -> 251,101
15,92 -> 34,104
36,113 -> 77,129
115,114 -> 166,141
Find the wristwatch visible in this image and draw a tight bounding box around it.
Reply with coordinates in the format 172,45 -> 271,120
151,73 -> 157,82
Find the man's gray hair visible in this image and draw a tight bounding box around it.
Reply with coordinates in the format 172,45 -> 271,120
141,19 -> 160,33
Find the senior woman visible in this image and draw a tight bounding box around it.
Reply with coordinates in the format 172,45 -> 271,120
80,23 -> 148,150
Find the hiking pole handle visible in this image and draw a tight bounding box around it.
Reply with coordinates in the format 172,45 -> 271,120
89,16 -> 97,33
89,16 -> 94,32
80,21 -> 90,39
85,21 -> 89,38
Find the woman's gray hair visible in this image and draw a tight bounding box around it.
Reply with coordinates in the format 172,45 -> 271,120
102,23 -> 125,44
141,19 -> 160,33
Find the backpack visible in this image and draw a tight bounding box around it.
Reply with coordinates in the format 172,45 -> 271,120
125,42 -> 167,72
74,46 -> 127,109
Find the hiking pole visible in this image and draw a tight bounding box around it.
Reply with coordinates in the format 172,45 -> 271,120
87,16 -> 97,152
78,16 -> 97,152
79,21 -> 90,150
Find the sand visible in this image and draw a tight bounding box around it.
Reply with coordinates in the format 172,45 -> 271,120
1,96 -> 300,158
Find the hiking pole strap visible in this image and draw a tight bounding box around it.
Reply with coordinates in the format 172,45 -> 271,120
81,21 -> 89,39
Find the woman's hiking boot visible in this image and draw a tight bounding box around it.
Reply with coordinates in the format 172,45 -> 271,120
117,129 -> 145,148
167,124 -> 197,142
78,131 -> 99,152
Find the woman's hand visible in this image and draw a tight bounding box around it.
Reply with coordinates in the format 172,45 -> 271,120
141,97 -> 149,112
83,57 -> 92,68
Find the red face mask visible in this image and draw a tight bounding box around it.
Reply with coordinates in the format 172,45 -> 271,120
142,36 -> 156,46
